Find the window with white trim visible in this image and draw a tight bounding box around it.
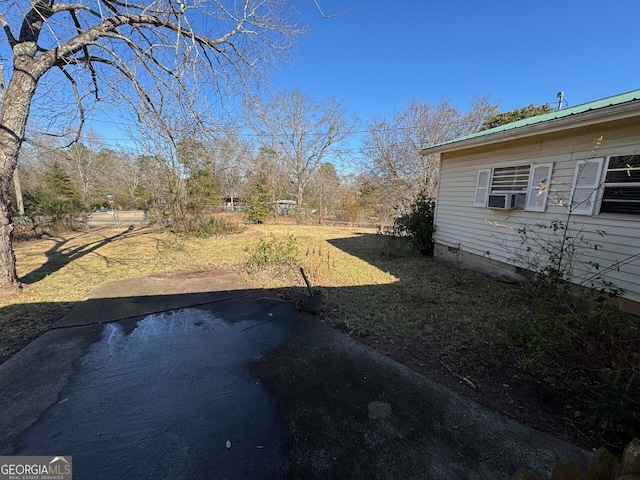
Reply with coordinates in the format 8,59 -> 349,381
569,155 -> 640,217
491,165 -> 530,192
600,155 -> 640,216
474,163 -> 553,211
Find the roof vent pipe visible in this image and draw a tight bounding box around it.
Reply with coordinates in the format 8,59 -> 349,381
557,91 -> 564,110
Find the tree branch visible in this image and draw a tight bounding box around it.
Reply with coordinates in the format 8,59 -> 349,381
64,52 -> 159,119
57,64 -> 86,145
69,10 -> 99,100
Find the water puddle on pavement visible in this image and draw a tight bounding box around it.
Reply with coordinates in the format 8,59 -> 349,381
15,307 -> 289,479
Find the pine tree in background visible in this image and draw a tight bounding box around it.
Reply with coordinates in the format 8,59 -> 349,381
25,163 -> 82,226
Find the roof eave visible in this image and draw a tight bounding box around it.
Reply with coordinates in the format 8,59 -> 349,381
420,100 -> 640,156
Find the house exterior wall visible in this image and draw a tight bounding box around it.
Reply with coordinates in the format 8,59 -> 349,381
433,117 -> 640,313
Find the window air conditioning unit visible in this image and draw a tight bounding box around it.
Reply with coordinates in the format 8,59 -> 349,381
488,193 -> 524,209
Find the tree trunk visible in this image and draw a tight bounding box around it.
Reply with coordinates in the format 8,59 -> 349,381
13,169 -> 24,216
296,182 -> 304,209
0,179 -> 19,291
0,68 -> 40,290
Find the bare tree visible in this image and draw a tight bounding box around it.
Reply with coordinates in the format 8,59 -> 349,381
362,97 -> 497,207
15,135 -> 61,195
136,152 -> 176,212
246,89 -> 355,207
0,0 -> 301,289
213,128 -> 251,209
135,118 -> 199,223
60,132 -> 113,209
18,134 -> 129,210
115,151 -> 147,209
306,161 -> 341,223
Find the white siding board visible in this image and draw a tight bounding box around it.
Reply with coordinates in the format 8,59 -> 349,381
435,117 -> 640,304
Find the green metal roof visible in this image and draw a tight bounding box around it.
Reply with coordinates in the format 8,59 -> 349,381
421,89 -> 640,153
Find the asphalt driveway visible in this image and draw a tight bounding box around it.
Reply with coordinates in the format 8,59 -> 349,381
0,271 -> 591,479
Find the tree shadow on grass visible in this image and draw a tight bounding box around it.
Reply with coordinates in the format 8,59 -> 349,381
19,225 -> 147,285
0,300 -> 79,365
326,231 -> 431,281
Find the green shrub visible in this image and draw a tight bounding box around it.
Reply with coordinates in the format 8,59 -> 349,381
246,200 -> 270,223
392,192 -> 436,255
245,234 -> 300,272
246,179 -> 271,223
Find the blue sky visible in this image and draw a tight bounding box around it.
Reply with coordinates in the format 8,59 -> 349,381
81,0 -> 639,149
271,0 -> 640,121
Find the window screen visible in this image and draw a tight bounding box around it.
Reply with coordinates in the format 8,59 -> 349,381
490,165 -> 531,192
600,155 -> 640,216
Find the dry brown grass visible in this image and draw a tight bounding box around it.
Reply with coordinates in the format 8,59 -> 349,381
2,221 -> 638,450
2,222 -> 516,362
0,224 -> 399,362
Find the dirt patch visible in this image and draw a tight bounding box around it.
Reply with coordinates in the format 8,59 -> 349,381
342,328 -> 583,438
325,321 -> 638,457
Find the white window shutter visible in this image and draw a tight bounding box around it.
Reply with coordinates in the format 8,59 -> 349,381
526,163 -> 554,212
570,158 -> 604,215
474,169 -> 491,207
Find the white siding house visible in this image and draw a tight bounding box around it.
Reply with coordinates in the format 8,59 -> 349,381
421,90 -> 640,314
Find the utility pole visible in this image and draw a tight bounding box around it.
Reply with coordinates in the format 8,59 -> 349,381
0,64 -> 25,216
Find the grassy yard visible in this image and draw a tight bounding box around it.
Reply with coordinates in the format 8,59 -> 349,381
1,223 -> 400,363
1,222 -> 638,453
1,222 -> 520,371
